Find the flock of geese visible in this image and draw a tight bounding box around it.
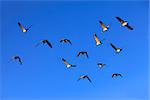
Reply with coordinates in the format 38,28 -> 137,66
10,17 -> 133,84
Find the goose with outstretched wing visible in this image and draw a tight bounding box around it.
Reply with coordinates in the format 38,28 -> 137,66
77,75 -> 92,83
112,73 -> 122,78
110,43 -> 122,53
10,56 -> 23,65
94,33 -> 102,46
60,39 -> 72,45
18,22 -> 32,33
62,58 -> 76,68
97,63 -> 106,69
77,51 -> 88,58
99,21 -> 109,32
36,40 -> 52,48
116,17 -> 133,30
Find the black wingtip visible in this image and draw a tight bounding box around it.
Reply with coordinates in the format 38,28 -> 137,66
99,20 -> 102,23
62,58 -> 65,61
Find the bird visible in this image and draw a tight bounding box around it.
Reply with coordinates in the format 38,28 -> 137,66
18,22 -> 32,33
116,17 -> 133,30
62,58 -> 76,68
77,75 -> 92,83
10,56 -> 23,65
94,33 -> 102,46
110,43 -> 122,53
97,63 -> 106,69
99,21 -> 109,32
112,73 -> 122,78
60,39 -> 72,45
36,40 -> 52,48
77,51 -> 88,58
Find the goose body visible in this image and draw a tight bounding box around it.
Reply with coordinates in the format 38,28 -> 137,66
77,51 -> 88,58
94,33 -> 102,46
60,39 -> 72,45
97,63 -> 106,68
116,17 -> 133,30
78,75 -> 92,83
36,40 -> 52,48
112,73 -> 122,78
99,21 -> 109,32
18,22 -> 32,33
11,56 -> 23,65
62,58 -> 76,68
110,43 -> 122,53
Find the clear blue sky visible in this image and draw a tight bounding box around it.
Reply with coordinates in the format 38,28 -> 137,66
1,0 -> 149,100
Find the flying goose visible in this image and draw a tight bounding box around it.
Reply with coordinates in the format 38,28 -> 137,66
18,22 -> 32,33
62,58 -> 76,68
110,43 -> 122,53
94,33 -> 102,46
77,51 -> 88,58
60,39 -> 72,45
36,40 -> 52,48
10,56 -> 23,65
116,17 -> 133,30
97,63 -> 106,69
99,21 -> 109,32
77,75 -> 92,83
112,73 -> 122,78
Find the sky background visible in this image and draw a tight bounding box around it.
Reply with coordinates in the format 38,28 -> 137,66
1,0 -> 149,100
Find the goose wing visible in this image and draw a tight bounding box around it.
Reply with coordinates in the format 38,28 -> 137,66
46,40 -> 52,48
77,52 -> 81,57
67,39 -> 72,45
99,21 -> 107,29
85,52 -> 89,58
118,74 -> 123,77
26,25 -> 32,31
17,57 -> 23,65
18,22 -> 26,32
112,74 -> 116,78
110,43 -> 117,50
94,34 -> 100,44
126,24 -> 133,30
116,17 -> 125,24
85,76 -> 92,83
62,58 -> 69,66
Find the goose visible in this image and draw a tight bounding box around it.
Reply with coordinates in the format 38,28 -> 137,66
18,22 -> 32,33
94,33 -> 102,46
97,63 -> 106,69
112,73 -> 122,78
99,21 -> 109,32
10,56 -> 23,65
77,75 -> 92,83
116,17 -> 133,30
60,39 -> 72,45
77,51 -> 88,58
110,43 -> 122,53
62,58 -> 76,68
36,40 -> 52,48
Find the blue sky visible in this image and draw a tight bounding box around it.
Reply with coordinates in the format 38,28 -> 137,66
1,0 -> 149,100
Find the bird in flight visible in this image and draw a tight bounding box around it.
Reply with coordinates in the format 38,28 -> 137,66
36,40 -> 52,48
112,73 -> 122,78
62,58 -> 76,68
10,56 -> 23,65
60,39 -> 72,45
99,21 -> 109,32
97,63 -> 106,69
116,17 -> 133,30
94,33 -> 102,46
18,22 -> 32,33
110,43 -> 122,53
77,51 -> 88,58
77,75 -> 92,83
